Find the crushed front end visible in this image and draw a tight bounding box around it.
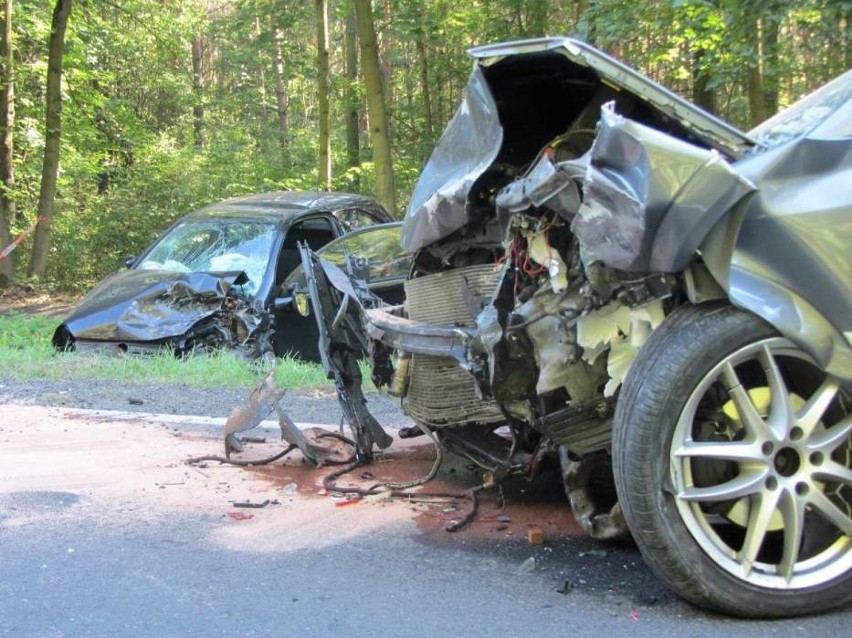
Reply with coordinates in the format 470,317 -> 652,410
54,270 -> 274,359
301,37 -> 755,539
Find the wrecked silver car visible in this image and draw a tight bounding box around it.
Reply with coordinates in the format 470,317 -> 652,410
296,38 -> 851,617
52,191 -> 392,360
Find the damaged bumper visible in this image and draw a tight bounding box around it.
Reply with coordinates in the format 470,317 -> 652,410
54,270 -> 272,358
364,306 -> 473,362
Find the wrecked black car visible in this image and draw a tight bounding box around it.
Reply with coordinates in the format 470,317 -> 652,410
295,39 -> 851,617
53,191 -> 393,360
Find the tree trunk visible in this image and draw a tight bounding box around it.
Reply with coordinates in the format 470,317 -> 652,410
526,0 -> 549,36
253,15 -> 269,151
354,0 -> 395,215
316,0 -> 331,190
692,48 -> 716,114
344,9 -> 360,186
0,0 -> 15,282
191,35 -> 205,149
27,0 -> 72,280
761,13 -> 779,117
745,10 -> 765,127
271,21 -> 290,165
846,8 -> 852,75
416,5 -> 434,159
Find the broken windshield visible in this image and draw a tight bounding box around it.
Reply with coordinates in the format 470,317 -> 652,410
136,219 -> 277,296
749,69 -> 852,149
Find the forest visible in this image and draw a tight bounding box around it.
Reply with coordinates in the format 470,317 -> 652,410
0,0 -> 848,291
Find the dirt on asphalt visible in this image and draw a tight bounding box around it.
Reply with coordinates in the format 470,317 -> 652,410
0,404 -> 583,553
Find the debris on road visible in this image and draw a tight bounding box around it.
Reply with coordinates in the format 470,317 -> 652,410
227,511 -> 255,521
516,557 -> 536,574
527,527 -> 544,545
232,499 -> 271,509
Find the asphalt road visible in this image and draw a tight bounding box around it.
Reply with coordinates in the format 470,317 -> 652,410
1,403 -> 850,637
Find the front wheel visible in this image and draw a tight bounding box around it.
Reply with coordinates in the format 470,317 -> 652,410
613,303 -> 852,617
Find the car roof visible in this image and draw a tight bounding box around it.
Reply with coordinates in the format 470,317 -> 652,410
183,190 -> 391,223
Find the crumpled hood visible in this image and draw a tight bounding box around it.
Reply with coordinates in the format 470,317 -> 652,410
58,269 -> 247,342
402,36 -> 754,253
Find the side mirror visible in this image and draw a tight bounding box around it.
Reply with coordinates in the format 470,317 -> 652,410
124,255 -> 136,268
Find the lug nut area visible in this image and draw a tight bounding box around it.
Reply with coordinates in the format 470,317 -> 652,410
773,447 -> 801,477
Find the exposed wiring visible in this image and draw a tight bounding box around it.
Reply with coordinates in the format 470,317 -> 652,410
186,445 -> 297,467
188,426 -> 499,533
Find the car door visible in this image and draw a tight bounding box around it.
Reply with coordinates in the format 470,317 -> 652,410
273,222 -> 408,361
312,222 -> 408,305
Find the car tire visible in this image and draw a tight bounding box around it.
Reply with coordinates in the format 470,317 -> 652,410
612,302 -> 852,617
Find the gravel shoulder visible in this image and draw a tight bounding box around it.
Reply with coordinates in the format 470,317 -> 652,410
0,376 -> 413,428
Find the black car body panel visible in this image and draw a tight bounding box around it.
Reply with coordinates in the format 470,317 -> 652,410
54,191 -> 392,358
58,269 -> 252,342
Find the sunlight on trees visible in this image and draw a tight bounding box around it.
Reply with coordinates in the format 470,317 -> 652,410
0,0 -> 844,289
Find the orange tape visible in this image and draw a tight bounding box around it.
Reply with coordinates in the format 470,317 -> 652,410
0,216 -> 48,260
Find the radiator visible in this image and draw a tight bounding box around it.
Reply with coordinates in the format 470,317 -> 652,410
403,264 -> 505,427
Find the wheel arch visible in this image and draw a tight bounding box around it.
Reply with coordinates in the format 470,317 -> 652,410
725,267 -> 852,387
697,208 -> 852,387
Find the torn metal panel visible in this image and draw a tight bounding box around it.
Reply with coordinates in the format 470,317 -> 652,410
559,447 -> 627,540
496,152 -> 586,220
299,246 -> 393,455
401,66 -> 503,252
223,371 -> 335,465
55,269 -> 271,357
571,104 -> 756,272
59,270 -> 243,342
468,37 -> 754,159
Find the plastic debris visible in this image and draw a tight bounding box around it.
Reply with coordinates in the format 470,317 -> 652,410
334,496 -> 362,507
233,499 -> 271,509
528,527 -> 544,545
516,557 -> 536,574
227,511 -> 254,521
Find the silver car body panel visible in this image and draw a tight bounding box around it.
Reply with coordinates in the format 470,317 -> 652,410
402,37 -> 755,253
468,37 -> 755,156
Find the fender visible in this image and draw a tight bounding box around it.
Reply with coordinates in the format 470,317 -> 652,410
700,204 -> 852,386
570,104 -> 756,273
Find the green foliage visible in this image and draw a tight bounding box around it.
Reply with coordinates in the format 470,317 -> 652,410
0,312 -> 55,349
0,311 -> 331,388
2,0 -> 846,290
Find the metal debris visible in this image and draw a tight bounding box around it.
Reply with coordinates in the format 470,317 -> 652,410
232,499 -> 271,509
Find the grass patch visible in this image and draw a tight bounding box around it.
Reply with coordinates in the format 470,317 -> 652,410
0,312 -> 332,390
